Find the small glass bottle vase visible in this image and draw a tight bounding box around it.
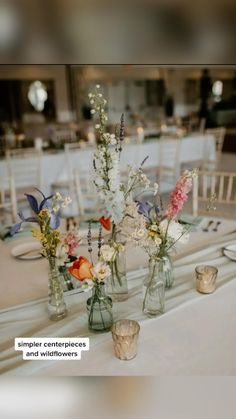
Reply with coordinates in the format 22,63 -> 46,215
106,250 -> 128,302
48,258 -> 68,321
143,258 -> 165,317
159,254 -> 175,289
87,283 -> 113,332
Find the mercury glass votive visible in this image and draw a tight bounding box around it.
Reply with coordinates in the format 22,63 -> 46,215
195,265 -> 218,294
111,320 -> 140,360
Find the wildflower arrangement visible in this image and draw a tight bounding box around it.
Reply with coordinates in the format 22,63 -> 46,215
120,169 -> 198,259
68,256 -> 111,291
89,86 -> 158,292
10,190 -> 72,260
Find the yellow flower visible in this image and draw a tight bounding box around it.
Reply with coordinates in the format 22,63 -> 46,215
38,208 -> 50,219
32,228 -> 43,241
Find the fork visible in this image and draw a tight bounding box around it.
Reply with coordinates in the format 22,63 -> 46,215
202,220 -> 214,232
213,221 -> 221,232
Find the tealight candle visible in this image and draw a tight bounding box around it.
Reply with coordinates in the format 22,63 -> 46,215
111,319 -> 140,360
195,265 -> 218,294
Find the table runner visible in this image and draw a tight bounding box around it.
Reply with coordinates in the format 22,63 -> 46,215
1,228 -> 236,376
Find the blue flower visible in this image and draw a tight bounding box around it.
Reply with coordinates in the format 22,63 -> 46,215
10,189 -> 56,236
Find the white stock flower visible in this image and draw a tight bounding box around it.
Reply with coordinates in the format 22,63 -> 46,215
56,244 -> 69,266
153,183 -> 159,196
61,196 -> 72,208
92,262 -> 111,282
100,244 -> 115,262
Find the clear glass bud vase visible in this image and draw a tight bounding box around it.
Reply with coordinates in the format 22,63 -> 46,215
48,257 -> 68,321
143,258 -> 165,317
159,254 -> 175,289
59,265 -> 75,291
87,283 -> 113,332
106,249 -> 128,301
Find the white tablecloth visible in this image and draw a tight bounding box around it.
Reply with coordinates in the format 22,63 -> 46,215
1,217 -> 236,376
0,134 -> 216,195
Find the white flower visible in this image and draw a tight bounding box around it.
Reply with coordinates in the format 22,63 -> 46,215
55,192 -> 63,201
95,124 -> 100,129
110,134 -> 117,145
154,236 -> 162,246
56,244 -> 69,266
88,93 -> 93,98
81,278 -> 94,292
100,244 -> 115,262
90,109 -> 95,114
96,84 -> 100,89
62,196 -> 72,208
159,219 -> 188,244
153,182 -> 159,196
91,262 -> 111,282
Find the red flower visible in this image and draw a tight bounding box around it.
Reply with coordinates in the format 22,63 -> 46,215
99,216 -> 111,231
68,256 -> 93,281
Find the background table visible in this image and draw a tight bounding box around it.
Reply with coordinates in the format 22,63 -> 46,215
0,134 -> 216,195
1,216 -> 236,375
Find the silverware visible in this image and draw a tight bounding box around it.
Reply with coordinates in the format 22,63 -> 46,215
202,220 -> 214,232
213,221 -> 221,232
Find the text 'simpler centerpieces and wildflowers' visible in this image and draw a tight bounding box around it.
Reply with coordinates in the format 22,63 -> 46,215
10,190 -> 80,321
89,85 -> 158,301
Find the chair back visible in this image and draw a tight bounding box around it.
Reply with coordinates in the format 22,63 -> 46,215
192,170 -> 236,217
6,148 -> 42,190
0,175 -> 17,223
205,127 -> 226,166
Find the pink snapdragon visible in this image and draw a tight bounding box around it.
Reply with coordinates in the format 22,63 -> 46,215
63,231 -> 81,256
165,170 -> 196,219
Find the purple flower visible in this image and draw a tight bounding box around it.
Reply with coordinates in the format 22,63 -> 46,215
10,189 -> 57,236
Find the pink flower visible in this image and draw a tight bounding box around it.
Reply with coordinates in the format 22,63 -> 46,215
165,171 -> 194,219
63,231 -> 81,256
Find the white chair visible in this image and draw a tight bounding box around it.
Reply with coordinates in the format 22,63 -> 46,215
6,148 -> 42,190
192,170 -> 236,218
204,127 -> 226,169
52,129 -> 77,148
0,176 -> 17,224
157,137 -> 181,191
73,169 -> 102,220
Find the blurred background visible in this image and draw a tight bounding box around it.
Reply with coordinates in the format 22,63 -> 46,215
0,64 -> 236,225
0,0 -> 235,63
0,377 -> 236,419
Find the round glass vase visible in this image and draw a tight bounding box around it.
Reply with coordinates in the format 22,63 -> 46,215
159,254 -> 175,289
143,258 -> 165,317
87,283 -> 113,332
48,257 -> 68,321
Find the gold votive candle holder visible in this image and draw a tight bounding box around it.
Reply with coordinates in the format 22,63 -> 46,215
111,319 -> 140,360
195,265 -> 218,294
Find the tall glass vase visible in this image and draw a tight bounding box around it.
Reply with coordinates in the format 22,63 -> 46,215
159,254 -> 175,289
48,257 -> 68,321
143,258 -> 165,317
106,250 -> 128,301
87,283 -> 113,332
59,265 -> 75,291
106,226 -> 128,302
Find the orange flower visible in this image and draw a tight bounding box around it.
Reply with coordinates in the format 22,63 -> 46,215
99,216 -> 111,231
68,256 -> 93,281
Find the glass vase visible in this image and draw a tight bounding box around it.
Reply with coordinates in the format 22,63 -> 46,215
106,225 -> 128,301
48,257 -> 68,321
87,283 -> 113,332
159,254 -> 175,289
59,265 -> 75,291
106,249 -> 128,301
143,258 -> 165,317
